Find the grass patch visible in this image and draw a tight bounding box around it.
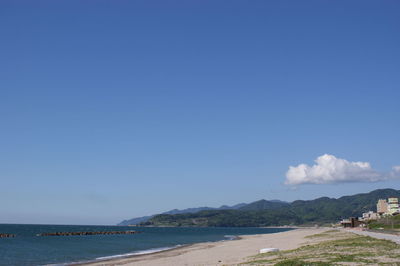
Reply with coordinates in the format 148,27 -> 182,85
304,230 -> 343,239
245,231 -> 400,265
368,215 -> 400,230
274,259 -> 331,266
304,233 -> 331,239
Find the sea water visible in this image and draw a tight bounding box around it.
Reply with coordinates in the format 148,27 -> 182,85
0,224 -> 293,265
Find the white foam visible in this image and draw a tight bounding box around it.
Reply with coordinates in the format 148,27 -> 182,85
95,245 -> 182,260
223,235 -> 239,240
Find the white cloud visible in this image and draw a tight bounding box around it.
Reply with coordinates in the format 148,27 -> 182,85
285,154 -> 400,185
390,166 -> 400,177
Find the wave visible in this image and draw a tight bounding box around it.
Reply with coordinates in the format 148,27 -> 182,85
59,234 -> 239,265
223,235 -> 239,240
93,235 -> 239,261
53,245 -> 184,265
95,245 -> 183,260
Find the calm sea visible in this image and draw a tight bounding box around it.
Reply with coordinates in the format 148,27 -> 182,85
0,224 -> 293,265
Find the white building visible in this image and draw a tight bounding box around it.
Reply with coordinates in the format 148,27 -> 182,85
362,211 -> 378,221
388,197 -> 400,215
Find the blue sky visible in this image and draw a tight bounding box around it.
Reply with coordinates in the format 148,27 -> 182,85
1,0 -> 399,225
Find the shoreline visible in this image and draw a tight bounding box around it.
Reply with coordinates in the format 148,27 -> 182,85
71,234 -> 246,265
71,235 -> 246,265
78,227 -> 328,266
70,244 -> 191,266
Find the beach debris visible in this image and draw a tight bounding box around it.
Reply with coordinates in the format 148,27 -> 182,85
259,248 -> 279,254
0,233 -> 16,238
37,230 -> 140,237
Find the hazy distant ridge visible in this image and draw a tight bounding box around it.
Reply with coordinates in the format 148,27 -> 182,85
118,201 -> 283,225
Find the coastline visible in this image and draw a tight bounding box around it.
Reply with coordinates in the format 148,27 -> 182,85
70,234 -> 244,265
69,245 -> 190,266
77,227 -> 328,266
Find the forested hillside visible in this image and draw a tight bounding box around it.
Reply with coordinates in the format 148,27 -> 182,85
141,189 -> 400,227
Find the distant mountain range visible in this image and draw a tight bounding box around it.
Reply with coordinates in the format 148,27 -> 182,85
118,201 -> 286,225
118,188 -> 400,227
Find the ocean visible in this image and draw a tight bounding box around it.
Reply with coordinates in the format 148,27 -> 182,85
0,224 -> 293,265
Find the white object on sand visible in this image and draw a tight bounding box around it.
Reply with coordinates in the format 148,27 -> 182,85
259,248 -> 279,254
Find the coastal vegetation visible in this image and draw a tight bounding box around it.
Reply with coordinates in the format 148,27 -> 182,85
142,209 -> 301,227
245,230 -> 400,265
368,215 -> 400,230
139,189 -> 400,227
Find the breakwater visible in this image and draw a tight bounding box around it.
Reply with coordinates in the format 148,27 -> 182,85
0,233 -> 16,238
37,230 -> 140,236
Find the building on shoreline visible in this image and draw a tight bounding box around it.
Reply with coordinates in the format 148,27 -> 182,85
388,197 -> 400,215
376,197 -> 399,216
341,197 -> 399,228
340,217 -> 364,228
362,211 -> 379,221
377,199 -> 388,215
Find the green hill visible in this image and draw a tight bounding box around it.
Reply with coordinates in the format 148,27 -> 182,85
142,188 -> 400,227
238,199 -> 289,211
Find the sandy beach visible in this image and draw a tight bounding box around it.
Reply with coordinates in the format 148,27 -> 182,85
80,227 -> 328,266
